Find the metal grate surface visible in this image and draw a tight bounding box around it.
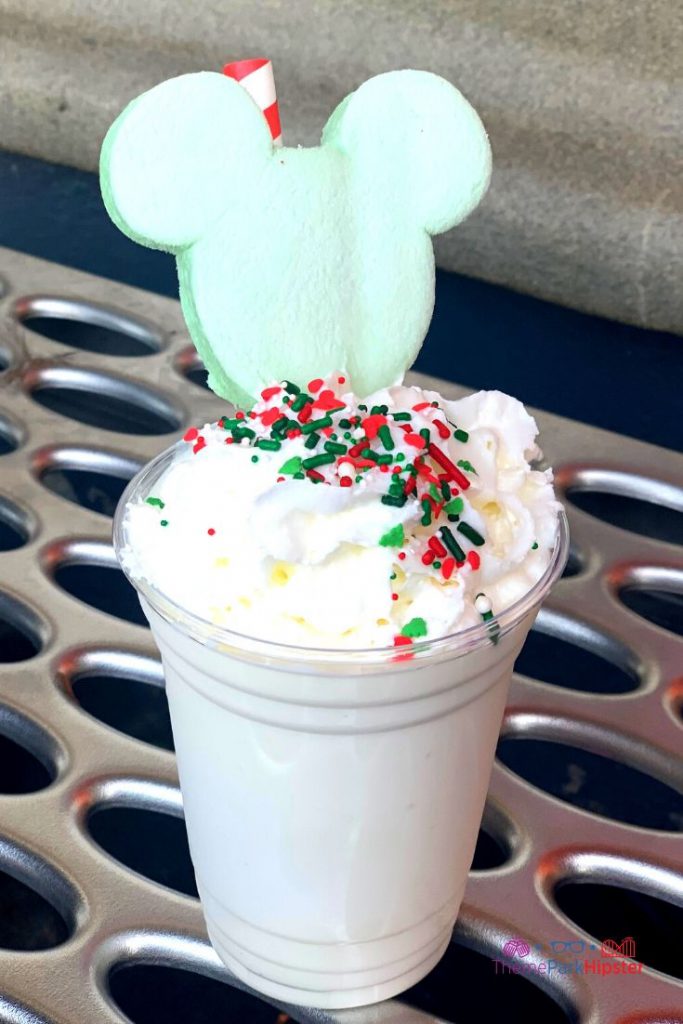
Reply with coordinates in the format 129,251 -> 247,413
0,246 -> 681,1024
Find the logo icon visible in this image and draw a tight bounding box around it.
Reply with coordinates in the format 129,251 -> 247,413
601,937 -> 636,959
502,937 -> 531,958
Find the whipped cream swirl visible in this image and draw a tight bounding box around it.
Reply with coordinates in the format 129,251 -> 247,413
120,374 -> 561,648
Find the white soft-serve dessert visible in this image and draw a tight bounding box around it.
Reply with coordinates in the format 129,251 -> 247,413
120,372 -> 560,649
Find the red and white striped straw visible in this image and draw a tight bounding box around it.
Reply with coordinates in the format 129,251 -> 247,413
223,58 -> 282,146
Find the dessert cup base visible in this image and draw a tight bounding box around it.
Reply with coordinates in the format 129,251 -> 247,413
205,912 -> 453,1009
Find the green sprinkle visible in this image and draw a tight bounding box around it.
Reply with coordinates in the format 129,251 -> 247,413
379,524 -> 405,547
421,498 -> 432,526
390,572 -> 397,580
361,448 -> 379,462
339,418 -> 352,429
445,497 -> 464,516
532,541 -> 539,550
146,496 -> 165,509
378,425 -> 394,451
355,475 -> 363,483
232,426 -> 255,440
219,418 -> 242,430
457,459 -> 477,475
396,452 -> 406,462
389,480 -> 405,495
419,428 -> 431,446
381,494 -> 407,508
302,453 -> 336,470
290,392 -> 313,412
448,515 -> 459,522
457,522 -> 485,546
271,415 -> 289,435
343,432 -> 352,440
453,429 -> 469,443
304,432 -> 320,449
279,456 -> 303,475
324,441 -> 348,455
440,526 -> 466,561
370,404 -> 388,415
294,471 -> 305,479
159,519 -> 169,527
441,482 -> 451,501
358,404 -> 368,412
375,454 -> 393,465
283,380 -> 300,395
392,412 -> 412,422
255,438 -> 282,451
433,560 -> 442,569
429,483 -> 441,500
401,617 -> 428,639
301,415 -> 333,434
251,454 -> 259,463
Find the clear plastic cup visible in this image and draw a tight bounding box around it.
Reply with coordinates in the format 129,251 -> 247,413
114,445 -> 569,1009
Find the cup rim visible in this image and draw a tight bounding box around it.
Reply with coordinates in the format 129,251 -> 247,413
113,441 -> 570,666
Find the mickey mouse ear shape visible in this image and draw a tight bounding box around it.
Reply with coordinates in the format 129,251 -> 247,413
323,70 -> 491,236
100,72 -> 273,254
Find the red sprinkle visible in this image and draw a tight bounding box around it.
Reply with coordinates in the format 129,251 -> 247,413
207,528 -> 216,536
467,551 -> 481,570
276,476 -> 285,482
412,401 -> 431,411
306,469 -> 325,482
398,551 -> 406,560
428,536 -> 447,557
314,389 -> 345,412
391,593 -> 399,601
248,411 -> 257,419
261,385 -> 282,402
298,403 -> 313,423
421,550 -> 436,565
183,427 -> 199,442
337,376 -> 346,384
393,635 -> 413,647
192,437 -> 206,454
308,378 -> 324,393
442,557 -> 456,580
286,428 -> 302,438
403,475 -> 417,496
339,477 -> 352,487
380,463 -> 389,473
261,407 -> 282,426
225,437 -> 234,444
428,443 -> 471,489
434,419 -> 451,439
392,466 -> 402,475
235,411 -> 245,420
404,433 -> 426,449
361,413 -> 387,440
348,440 -> 368,457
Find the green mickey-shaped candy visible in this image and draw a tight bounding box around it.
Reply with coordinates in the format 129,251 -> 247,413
100,70 -> 491,407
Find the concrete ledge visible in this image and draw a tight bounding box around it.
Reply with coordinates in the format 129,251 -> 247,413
1,0 -> 680,333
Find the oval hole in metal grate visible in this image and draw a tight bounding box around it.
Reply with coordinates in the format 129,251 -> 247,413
33,446 -> 142,518
15,295 -> 164,356
175,347 -> 210,392
0,592 -> 45,663
514,608 -> 641,694
0,497 -> 31,551
87,807 -> 197,898
400,938 -> 573,1024
72,670 -> 174,752
53,562 -> 148,628
26,367 -> 182,436
471,802 -> 516,871
562,468 -> 683,546
562,545 -> 584,578
0,414 -> 22,456
108,964 -> 285,1024
554,882 -> 683,981
497,738 -> 683,832
0,993 -> 55,1024
620,588 -> 683,638
0,705 -> 60,793
0,838 -> 77,951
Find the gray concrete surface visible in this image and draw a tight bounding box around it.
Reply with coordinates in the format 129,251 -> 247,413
0,0 -> 681,334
